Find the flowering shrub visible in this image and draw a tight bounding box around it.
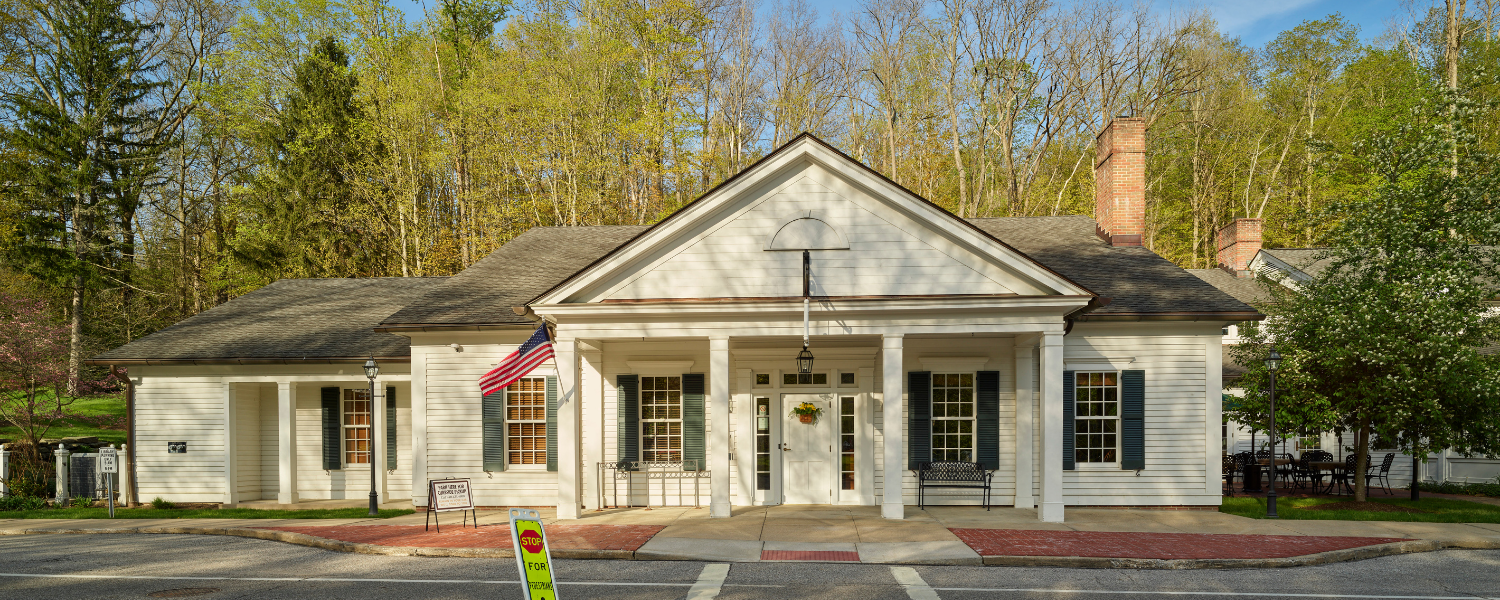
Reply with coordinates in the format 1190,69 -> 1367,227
0,293 -> 110,451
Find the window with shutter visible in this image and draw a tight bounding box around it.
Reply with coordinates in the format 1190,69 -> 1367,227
503,377 -> 547,468
640,376 -> 683,462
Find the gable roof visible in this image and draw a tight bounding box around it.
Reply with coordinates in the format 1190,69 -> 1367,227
379,226 -> 649,329
531,133 -> 1094,305
374,216 -> 1256,330
1257,248 -> 1331,280
90,277 -> 447,365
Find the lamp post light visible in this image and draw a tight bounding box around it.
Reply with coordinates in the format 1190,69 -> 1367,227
363,356 -> 380,517
1264,346 -> 1282,519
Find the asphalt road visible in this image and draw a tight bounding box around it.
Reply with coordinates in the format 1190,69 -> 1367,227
1,534 -> 1498,600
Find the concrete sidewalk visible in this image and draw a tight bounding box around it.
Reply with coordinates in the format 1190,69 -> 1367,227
3,505 -> 1499,568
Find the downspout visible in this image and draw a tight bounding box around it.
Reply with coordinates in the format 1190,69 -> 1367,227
1062,297 -> 1112,335
109,366 -> 137,507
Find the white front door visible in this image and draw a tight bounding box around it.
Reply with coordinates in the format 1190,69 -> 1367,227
781,393 -> 835,504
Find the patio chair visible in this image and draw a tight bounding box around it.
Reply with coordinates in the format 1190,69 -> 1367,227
1222,454 -> 1237,496
1292,453 -> 1316,489
1299,450 -> 1333,491
1234,451 -> 1260,493
1276,452 -> 1297,487
1329,454 -> 1365,495
1366,453 -> 1396,494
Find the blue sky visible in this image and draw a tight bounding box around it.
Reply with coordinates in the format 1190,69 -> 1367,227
382,0 -> 1412,49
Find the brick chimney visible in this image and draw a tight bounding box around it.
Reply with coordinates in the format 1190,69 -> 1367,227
1094,117 -> 1146,247
1216,218 -> 1262,277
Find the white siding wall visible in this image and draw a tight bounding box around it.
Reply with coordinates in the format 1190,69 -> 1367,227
134,376 -> 226,503
1061,324 -> 1220,506
130,365 -> 412,504
234,383 -> 262,499
259,383 -> 279,499
421,334 -> 559,507
599,340 -> 715,507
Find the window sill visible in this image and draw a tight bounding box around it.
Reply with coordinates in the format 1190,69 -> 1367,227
1074,463 -> 1122,471
504,465 -> 549,472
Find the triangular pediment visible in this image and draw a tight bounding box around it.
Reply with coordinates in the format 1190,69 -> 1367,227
534,135 -> 1091,305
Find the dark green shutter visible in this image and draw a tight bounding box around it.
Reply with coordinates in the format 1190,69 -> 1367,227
908,371 -> 931,469
976,371 -> 1000,470
1121,370 -> 1145,470
482,389 -> 505,472
321,387 -> 341,470
546,376 -> 558,472
682,373 -> 706,471
1062,371 -> 1076,471
617,375 -> 638,469
386,386 -> 397,470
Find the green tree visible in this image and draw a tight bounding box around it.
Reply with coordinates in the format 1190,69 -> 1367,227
1233,89 -> 1500,502
239,37 -> 385,278
0,0 -> 168,391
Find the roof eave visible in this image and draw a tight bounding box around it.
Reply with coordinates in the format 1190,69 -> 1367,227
1075,311 -> 1266,322
85,355 -> 413,367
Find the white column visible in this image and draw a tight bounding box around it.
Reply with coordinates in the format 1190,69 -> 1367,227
709,336 -> 732,517
581,344 -> 605,511
555,337 -> 582,519
1013,336 -> 1035,509
881,334 -> 905,519
1205,337 -> 1223,495
1,445 -> 11,497
411,347 -> 428,508
277,381 -> 299,505
1039,331 -> 1065,522
374,381 -> 387,504
119,443 -> 131,507
224,382 -> 238,506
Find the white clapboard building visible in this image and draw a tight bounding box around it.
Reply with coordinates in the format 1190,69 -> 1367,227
92,119 -> 1259,522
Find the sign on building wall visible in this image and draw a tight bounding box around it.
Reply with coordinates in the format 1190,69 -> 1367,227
509,508 -> 558,600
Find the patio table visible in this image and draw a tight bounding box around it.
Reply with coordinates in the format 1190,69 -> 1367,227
1310,461 -> 1347,494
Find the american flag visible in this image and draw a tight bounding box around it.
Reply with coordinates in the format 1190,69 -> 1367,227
479,325 -> 554,396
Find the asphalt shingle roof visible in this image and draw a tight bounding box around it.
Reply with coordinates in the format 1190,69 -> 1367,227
1186,268 -> 1273,306
91,278 -> 446,363
379,226 -> 650,327
967,216 -> 1257,316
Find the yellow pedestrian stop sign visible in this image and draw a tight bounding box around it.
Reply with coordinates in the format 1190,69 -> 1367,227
509,508 -> 558,600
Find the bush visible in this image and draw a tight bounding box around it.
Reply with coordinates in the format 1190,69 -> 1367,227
2,444 -> 53,499
150,497 -> 174,509
0,495 -> 46,511
1413,477 -> 1500,498
69,496 -> 94,508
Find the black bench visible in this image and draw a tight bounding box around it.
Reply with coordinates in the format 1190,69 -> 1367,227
915,461 -> 994,510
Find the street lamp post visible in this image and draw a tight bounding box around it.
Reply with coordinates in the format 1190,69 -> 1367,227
1264,346 -> 1282,519
364,357 -> 380,517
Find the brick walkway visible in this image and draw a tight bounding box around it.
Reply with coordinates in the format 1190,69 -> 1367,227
258,524 -> 663,551
949,529 -> 1407,560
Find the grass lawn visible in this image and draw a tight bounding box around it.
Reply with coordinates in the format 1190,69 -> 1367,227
1221,496 -> 1500,523
0,507 -> 415,519
0,394 -> 127,446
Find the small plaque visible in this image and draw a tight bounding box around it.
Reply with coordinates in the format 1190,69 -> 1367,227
429,478 -> 474,512
168,442 -> 187,454
100,447 -> 118,473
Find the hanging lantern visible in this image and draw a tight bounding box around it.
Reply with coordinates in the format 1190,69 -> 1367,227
796,345 -> 814,374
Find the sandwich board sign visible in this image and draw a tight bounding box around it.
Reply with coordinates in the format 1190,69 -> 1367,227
425,478 -> 475,532
510,508 -> 558,600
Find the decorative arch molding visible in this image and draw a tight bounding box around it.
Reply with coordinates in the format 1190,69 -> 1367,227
765,210 -> 850,251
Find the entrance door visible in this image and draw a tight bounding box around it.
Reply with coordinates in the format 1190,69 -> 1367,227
781,393 -> 835,504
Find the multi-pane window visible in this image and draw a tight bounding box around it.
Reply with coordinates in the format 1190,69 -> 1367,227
755,397 -> 771,490
1296,435 -> 1322,452
931,373 -> 974,462
783,372 -> 828,385
342,390 -> 372,465
507,377 -> 546,466
641,376 -> 683,462
840,396 -> 855,490
1075,372 -> 1119,464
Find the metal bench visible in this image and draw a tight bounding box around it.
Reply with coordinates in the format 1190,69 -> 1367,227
915,461 -> 994,510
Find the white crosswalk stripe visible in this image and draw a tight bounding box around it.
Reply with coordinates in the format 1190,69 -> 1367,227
890,566 -> 941,600
685,563 -> 731,600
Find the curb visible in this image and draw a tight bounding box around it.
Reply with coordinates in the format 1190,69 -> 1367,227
1,527 -> 1495,568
